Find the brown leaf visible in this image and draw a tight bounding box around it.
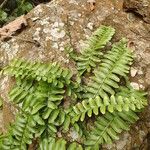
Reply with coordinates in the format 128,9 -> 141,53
0,15 -> 28,41
87,0 -> 96,11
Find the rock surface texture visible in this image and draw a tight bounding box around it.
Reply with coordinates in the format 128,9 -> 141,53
0,0 -> 150,149
123,0 -> 150,24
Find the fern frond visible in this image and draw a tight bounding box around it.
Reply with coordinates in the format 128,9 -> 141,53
84,39 -> 133,100
39,137 -> 66,150
116,86 -> 148,110
39,137 -> 83,150
84,110 -> 139,146
67,142 -> 83,150
9,79 -> 65,113
31,89 -> 64,115
72,123 -> 83,137
69,86 -> 147,123
33,106 -> 71,132
35,124 -> 57,138
9,79 -> 35,104
3,58 -> 73,85
0,113 -> 36,150
69,40 -> 134,123
66,80 -> 82,101
47,109 -> 65,126
77,26 -> 115,74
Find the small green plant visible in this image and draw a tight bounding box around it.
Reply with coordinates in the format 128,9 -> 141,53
0,9 -> 8,24
0,26 -> 147,150
0,0 -> 33,26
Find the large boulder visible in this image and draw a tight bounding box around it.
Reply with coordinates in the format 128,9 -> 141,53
0,0 -> 150,149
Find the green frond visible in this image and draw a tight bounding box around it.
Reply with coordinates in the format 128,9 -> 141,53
39,137 -> 83,150
67,142 -> 83,150
72,123 -> 83,137
77,26 -> 115,74
84,110 -> 139,146
84,39 -> 133,100
69,86 -> 147,123
9,79 -> 65,114
64,45 -> 77,60
35,123 -> 57,138
39,137 -> 66,150
116,86 -> 148,110
0,113 -> 36,150
9,79 -> 35,105
35,106 -> 71,132
66,80 -> 82,101
3,58 -> 73,85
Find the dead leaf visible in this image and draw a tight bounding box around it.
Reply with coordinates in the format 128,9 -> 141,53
87,0 -> 96,11
0,15 -> 28,41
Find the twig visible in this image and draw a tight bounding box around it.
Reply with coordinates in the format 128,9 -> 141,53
0,0 -> 8,9
14,36 -> 41,47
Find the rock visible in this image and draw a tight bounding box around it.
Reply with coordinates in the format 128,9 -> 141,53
139,130 -> 146,142
139,84 -> 145,90
0,0 -> 150,149
69,128 -> 79,141
116,133 -> 131,150
145,68 -> 150,85
130,82 -> 140,90
138,69 -> 143,75
123,0 -> 150,23
87,22 -> 94,30
130,67 -> 137,77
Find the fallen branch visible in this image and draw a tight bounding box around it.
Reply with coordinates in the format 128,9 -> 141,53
0,0 -> 8,9
0,15 -> 28,41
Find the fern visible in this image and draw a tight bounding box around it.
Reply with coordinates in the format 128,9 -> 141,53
0,112 -> 36,150
84,39 -> 133,100
116,86 -> 148,110
9,78 -> 65,108
72,123 -> 84,137
69,86 -> 147,123
69,39 -> 134,123
39,137 -> 85,150
84,110 -> 139,147
9,79 -> 35,105
38,137 -> 100,150
3,59 -> 73,85
0,26 -> 148,149
39,137 -> 67,150
77,26 -> 115,74
34,117 -> 57,139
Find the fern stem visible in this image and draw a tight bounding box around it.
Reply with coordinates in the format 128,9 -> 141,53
93,50 -> 124,99
95,116 -> 114,145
